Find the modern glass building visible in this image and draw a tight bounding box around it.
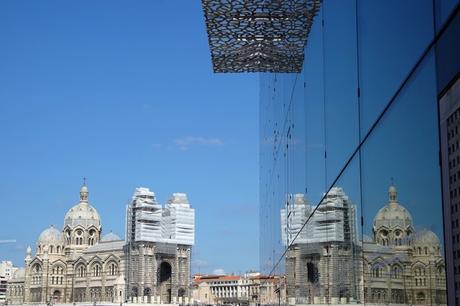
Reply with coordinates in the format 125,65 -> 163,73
256,1 -> 460,305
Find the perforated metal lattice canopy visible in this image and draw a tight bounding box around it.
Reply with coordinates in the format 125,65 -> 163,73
201,0 -> 321,73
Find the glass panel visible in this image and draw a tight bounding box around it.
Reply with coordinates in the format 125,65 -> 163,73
282,153 -> 362,304
322,0 -> 359,186
358,0 -> 435,136
361,51 -> 447,304
435,0 -> 460,31
304,7 -> 327,206
436,11 -> 460,94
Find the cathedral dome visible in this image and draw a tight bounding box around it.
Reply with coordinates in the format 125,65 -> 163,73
38,225 -> 64,245
101,231 -> 122,242
411,229 -> 440,247
373,185 -> 413,231
64,184 -> 101,229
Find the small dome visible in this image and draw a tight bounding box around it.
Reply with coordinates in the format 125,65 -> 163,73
38,225 -> 64,245
373,185 -> 413,230
101,232 -> 122,242
411,229 -> 440,247
64,184 -> 101,229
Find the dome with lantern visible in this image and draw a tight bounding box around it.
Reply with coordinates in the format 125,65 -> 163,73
373,185 -> 413,231
64,183 -> 101,229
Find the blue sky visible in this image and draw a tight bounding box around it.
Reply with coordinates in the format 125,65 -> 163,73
0,0 -> 259,274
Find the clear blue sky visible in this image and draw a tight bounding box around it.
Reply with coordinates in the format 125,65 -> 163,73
0,0 -> 259,275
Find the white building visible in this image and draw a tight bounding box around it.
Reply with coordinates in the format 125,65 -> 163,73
192,273 -> 283,306
162,193 -> 195,245
126,187 -> 163,242
0,261 -> 17,281
281,187 -> 358,246
127,188 -> 195,246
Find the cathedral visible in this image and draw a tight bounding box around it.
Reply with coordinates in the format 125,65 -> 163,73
282,185 -> 447,305
6,184 -> 195,305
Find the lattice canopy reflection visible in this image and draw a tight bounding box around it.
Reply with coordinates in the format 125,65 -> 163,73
201,0 -> 321,73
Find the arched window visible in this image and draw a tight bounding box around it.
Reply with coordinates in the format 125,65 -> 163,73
92,264 -> 102,277
88,229 -> 97,246
77,265 -> 86,278
372,264 -> 384,278
75,229 -> 84,245
33,263 -> 41,273
424,247 -> 428,255
392,266 -> 401,279
65,230 -> 71,244
109,263 -> 117,276
57,246 -> 61,253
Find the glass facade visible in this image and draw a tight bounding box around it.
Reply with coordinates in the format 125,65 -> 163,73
259,1 -> 460,305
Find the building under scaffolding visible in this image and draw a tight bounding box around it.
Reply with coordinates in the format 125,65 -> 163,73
281,187 -> 361,304
125,188 -> 194,303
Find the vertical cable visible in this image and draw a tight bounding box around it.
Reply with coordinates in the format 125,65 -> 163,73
319,4 -> 331,304
354,0 -> 366,304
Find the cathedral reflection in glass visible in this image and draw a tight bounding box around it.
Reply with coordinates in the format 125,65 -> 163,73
259,1 -> 460,305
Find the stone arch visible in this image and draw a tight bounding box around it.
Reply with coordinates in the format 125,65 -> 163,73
76,263 -> 87,278
131,287 -> 138,297
391,263 -> 403,279
64,228 -> 72,244
144,287 -> 152,303
88,226 -> 99,245
306,261 -> 318,283
105,260 -> 118,276
91,261 -> 102,277
436,263 -> 445,275
32,262 -> 42,273
158,261 -> 172,303
73,227 -> 85,245
52,290 -> 62,303
416,291 -> 426,304
371,261 -> 387,278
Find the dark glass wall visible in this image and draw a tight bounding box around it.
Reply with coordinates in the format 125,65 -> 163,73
260,1 -> 460,305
